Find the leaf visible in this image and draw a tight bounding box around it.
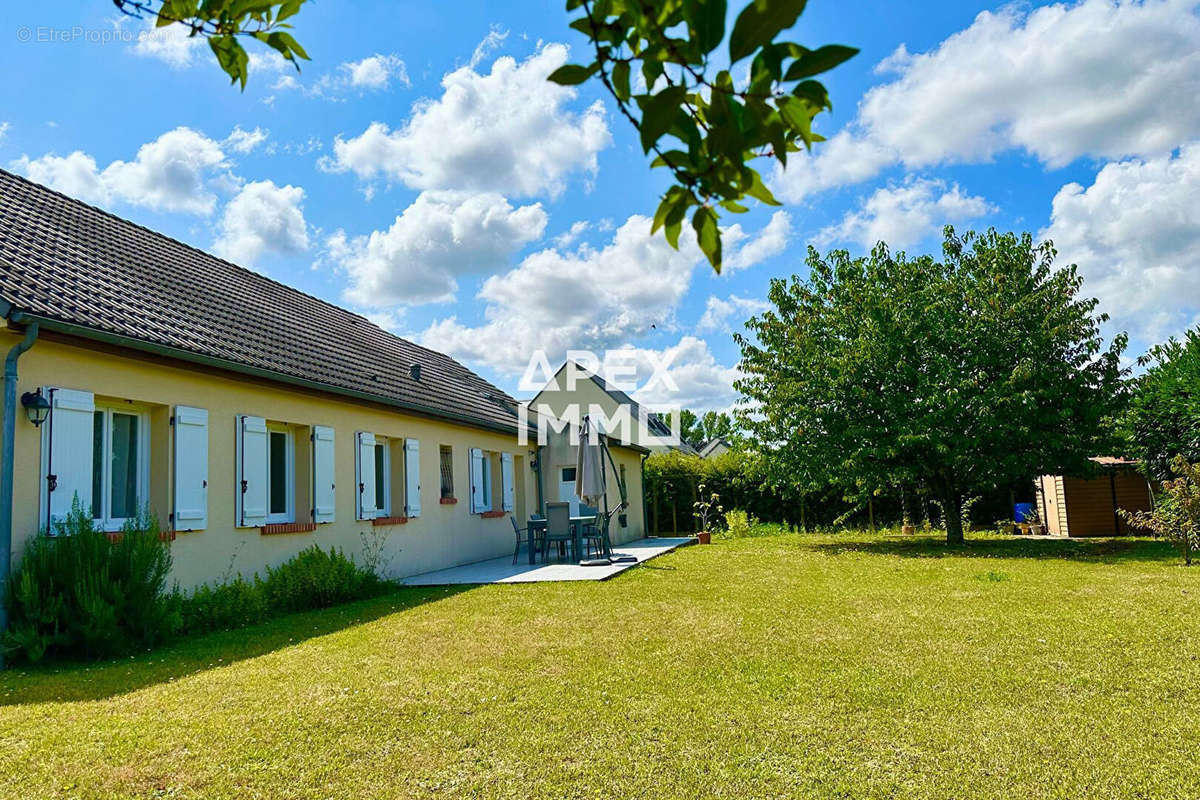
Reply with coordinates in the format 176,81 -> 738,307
784,44 -> 859,80
612,61 -> 631,102
693,207 -> 722,272
636,85 -> 687,153
276,0 -> 305,23
547,63 -> 598,85
729,0 -> 809,63
684,0 -> 728,53
208,35 -> 250,90
744,168 -> 781,206
157,0 -> 198,27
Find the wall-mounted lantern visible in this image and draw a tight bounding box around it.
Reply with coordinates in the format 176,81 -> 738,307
20,389 -> 50,427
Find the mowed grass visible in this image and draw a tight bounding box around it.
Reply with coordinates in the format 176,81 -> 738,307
2,532 -> 1199,799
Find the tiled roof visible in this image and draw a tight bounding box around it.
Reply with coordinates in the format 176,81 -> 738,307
0,169 -> 527,434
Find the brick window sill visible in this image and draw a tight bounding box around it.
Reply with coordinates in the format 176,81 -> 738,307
372,516 -> 408,526
260,522 -> 317,536
439,497 -> 458,505
480,510 -> 507,519
107,530 -> 176,543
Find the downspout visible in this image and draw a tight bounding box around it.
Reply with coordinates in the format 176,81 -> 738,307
1,315 -> 40,670
535,444 -> 545,516
640,452 -> 649,537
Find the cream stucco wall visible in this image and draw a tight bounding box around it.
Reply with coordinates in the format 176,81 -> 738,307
1,332 -> 641,587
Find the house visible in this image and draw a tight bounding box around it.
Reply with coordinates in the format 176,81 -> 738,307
0,169 -> 645,587
530,361 -> 697,457
1034,457 -> 1154,537
697,437 -> 731,459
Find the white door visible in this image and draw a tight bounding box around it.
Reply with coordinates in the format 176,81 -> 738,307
558,466 -> 580,517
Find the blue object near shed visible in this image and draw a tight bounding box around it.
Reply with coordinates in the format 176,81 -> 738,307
1013,502 -> 1035,523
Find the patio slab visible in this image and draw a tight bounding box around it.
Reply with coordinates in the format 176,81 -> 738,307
400,537 -> 694,585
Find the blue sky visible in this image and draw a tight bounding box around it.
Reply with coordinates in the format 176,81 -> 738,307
3,0 -> 1198,410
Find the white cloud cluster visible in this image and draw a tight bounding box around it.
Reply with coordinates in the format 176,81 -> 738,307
420,215 -> 701,373
614,337 -> 743,413
323,44 -> 610,198
328,191 -> 548,306
722,211 -> 792,272
776,0 -> 1200,201
1041,143 -> 1200,345
293,54 -> 410,98
130,20 -> 204,69
12,127 -> 231,214
696,295 -> 770,334
816,178 -> 994,250
213,180 -> 309,267
225,125 -> 269,154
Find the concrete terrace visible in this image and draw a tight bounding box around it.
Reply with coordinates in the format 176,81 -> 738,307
400,537 -> 694,585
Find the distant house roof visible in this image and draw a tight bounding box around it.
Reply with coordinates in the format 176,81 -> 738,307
698,437 -> 731,458
581,369 -> 699,455
0,169 -> 528,435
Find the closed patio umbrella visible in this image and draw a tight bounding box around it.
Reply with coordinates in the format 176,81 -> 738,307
575,415 -> 607,507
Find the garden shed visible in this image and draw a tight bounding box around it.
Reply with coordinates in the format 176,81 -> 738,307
1034,457 -> 1154,537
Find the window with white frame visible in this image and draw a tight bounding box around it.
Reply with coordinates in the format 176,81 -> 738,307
90,403 -> 149,529
266,424 -> 295,524
469,448 -> 492,513
373,436 -> 391,517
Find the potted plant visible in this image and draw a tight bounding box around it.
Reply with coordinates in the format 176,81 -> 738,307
692,484 -> 721,544
1026,508 -> 1045,536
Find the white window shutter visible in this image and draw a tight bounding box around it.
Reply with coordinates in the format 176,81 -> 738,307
404,438 -> 421,518
356,432 -> 377,520
237,415 -> 269,527
42,387 -> 95,528
312,425 -> 336,524
173,406 -> 208,531
469,448 -> 484,513
501,452 -> 515,512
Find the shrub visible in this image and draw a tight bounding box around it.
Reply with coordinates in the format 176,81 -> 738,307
179,576 -> 270,634
1121,455 -> 1200,565
261,545 -> 382,613
721,509 -> 760,539
3,499 -> 179,663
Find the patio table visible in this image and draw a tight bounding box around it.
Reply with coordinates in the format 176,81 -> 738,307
527,516 -> 594,564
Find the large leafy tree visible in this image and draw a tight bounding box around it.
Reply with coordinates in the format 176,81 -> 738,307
735,227 -> 1128,544
1123,328 -> 1200,481
552,0 -> 856,271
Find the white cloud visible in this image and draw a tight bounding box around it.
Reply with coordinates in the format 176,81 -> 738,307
613,337 -> 742,414
419,214 -> 701,374
130,20 -> 204,69
696,295 -> 770,334
225,125 -> 269,154
12,127 -> 230,214
469,26 -> 509,69
323,43 -> 611,198
1041,143 -> 1200,345
0,122 -> 10,142
327,191 -> 548,307
212,180 -> 309,267
776,0 -> 1200,201
816,178 -> 994,250
722,211 -> 792,272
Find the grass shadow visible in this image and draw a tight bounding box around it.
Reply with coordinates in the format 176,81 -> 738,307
796,533 -> 1179,564
0,584 -> 471,707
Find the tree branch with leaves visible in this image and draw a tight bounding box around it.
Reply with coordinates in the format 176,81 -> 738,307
550,0 -> 856,271
112,0 -> 310,88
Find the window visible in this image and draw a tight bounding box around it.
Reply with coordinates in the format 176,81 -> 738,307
90,404 -> 149,529
561,467 -> 576,483
373,437 -> 390,516
266,425 -> 294,524
439,446 -> 454,499
481,457 -> 492,509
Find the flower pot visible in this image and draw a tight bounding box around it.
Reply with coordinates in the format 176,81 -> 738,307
696,530 -> 711,545
901,524 -> 916,536
1018,523 -> 1031,535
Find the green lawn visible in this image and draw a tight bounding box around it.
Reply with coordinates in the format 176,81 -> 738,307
3,532 -> 1199,799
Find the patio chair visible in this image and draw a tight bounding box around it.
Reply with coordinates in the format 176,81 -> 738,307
543,502 -> 574,562
581,512 -> 605,559
510,516 -> 540,565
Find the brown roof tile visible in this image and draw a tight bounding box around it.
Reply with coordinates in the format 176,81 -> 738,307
0,169 -> 527,434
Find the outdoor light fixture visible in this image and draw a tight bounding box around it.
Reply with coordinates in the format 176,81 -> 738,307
528,450 -> 539,471
20,389 -> 50,427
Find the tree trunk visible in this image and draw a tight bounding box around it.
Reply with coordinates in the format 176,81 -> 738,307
943,494 -> 965,544
868,496 -> 876,533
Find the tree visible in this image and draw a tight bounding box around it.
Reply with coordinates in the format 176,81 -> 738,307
551,0 -> 856,271
735,227 -> 1128,544
112,0 -> 310,88
663,408 -> 701,446
1123,327 -> 1200,481
1121,455 -> 1200,565
699,410 -> 734,443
